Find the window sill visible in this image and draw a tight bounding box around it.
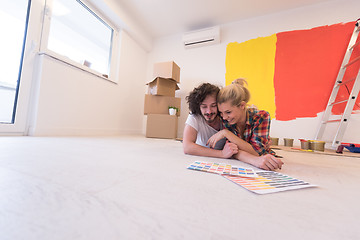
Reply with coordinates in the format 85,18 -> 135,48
38,52 -> 117,84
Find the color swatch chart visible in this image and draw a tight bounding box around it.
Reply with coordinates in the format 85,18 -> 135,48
187,161 -> 258,177
223,171 -> 316,194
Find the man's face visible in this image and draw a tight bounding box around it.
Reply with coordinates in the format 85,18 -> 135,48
200,94 -> 218,123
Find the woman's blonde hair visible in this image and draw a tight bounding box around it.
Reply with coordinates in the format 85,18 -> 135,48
217,78 -> 250,106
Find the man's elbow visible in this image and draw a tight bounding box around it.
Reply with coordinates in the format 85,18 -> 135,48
182,143 -> 192,155
183,146 -> 191,155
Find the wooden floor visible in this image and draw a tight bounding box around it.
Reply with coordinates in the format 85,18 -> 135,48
0,135 -> 359,240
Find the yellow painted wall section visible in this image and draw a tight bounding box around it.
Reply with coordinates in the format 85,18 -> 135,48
225,34 -> 277,118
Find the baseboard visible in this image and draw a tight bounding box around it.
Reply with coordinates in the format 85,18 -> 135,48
27,127 -> 143,137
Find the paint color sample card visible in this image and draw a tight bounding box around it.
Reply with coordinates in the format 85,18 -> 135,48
187,161 -> 257,177
223,171 -> 317,194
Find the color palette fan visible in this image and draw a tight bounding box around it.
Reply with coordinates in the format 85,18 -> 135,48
187,161 -> 317,194
223,171 -> 317,194
187,161 -> 258,177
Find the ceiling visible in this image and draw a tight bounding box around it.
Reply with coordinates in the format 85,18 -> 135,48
115,0 -> 335,39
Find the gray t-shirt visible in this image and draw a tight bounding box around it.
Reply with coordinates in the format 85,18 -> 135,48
185,114 -> 226,150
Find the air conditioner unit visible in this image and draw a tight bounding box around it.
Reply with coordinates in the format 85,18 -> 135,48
182,26 -> 220,49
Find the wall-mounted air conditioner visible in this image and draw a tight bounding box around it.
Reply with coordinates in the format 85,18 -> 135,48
182,26 -> 220,49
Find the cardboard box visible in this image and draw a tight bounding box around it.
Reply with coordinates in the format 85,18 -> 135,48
144,94 -> 181,116
146,114 -> 178,139
153,61 -> 180,83
147,77 -> 179,97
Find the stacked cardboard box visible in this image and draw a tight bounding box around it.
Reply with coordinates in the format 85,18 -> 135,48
144,61 -> 181,139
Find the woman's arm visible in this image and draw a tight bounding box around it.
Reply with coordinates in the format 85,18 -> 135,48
246,110 -> 272,156
207,129 -> 259,156
183,125 -> 238,158
234,150 -> 284,171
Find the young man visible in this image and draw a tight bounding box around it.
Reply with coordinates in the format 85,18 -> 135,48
182,83 -> 238,158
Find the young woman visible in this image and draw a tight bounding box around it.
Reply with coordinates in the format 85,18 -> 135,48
207,79 -> 283,171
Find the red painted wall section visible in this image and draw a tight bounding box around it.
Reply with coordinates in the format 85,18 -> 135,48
274,22 -> 358,121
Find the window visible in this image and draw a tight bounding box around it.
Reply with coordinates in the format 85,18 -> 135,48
0,0 -> 30,123
41,0 -> 118,79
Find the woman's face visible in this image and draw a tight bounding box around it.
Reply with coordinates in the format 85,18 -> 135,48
200,94 -> 218,123
218,101 -> 246,125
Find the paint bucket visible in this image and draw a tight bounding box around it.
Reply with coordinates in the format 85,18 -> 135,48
270,137 -> 279,146
284,138 -> 294,147
300,139 -> 310,150
309,140 -> 325,152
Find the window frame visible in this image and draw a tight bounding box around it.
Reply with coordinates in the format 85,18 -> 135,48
39,0 -> 120,83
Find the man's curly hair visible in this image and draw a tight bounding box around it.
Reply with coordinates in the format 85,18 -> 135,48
186,83 -> 220,116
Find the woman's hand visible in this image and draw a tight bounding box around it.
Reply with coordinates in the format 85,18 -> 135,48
207,130 -> 228,148
221,141 -> 239,158
254,154 -> 284,171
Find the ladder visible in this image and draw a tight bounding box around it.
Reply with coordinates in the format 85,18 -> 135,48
315,19 -> 360,147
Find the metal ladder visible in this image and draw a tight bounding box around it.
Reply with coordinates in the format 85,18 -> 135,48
315,19 -> 360,147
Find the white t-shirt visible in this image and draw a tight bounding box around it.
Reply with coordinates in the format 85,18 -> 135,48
185,114 -> 226,150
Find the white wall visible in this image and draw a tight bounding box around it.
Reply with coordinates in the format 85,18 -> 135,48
148,0 -> 360,146
28,30 -> 147,136
90,0 -> 152,51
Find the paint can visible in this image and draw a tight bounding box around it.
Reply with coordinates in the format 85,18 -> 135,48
284,138 -> 294,147
300,139 -> 310,150
309,140 -> 325,152
270,137 -> 279,146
